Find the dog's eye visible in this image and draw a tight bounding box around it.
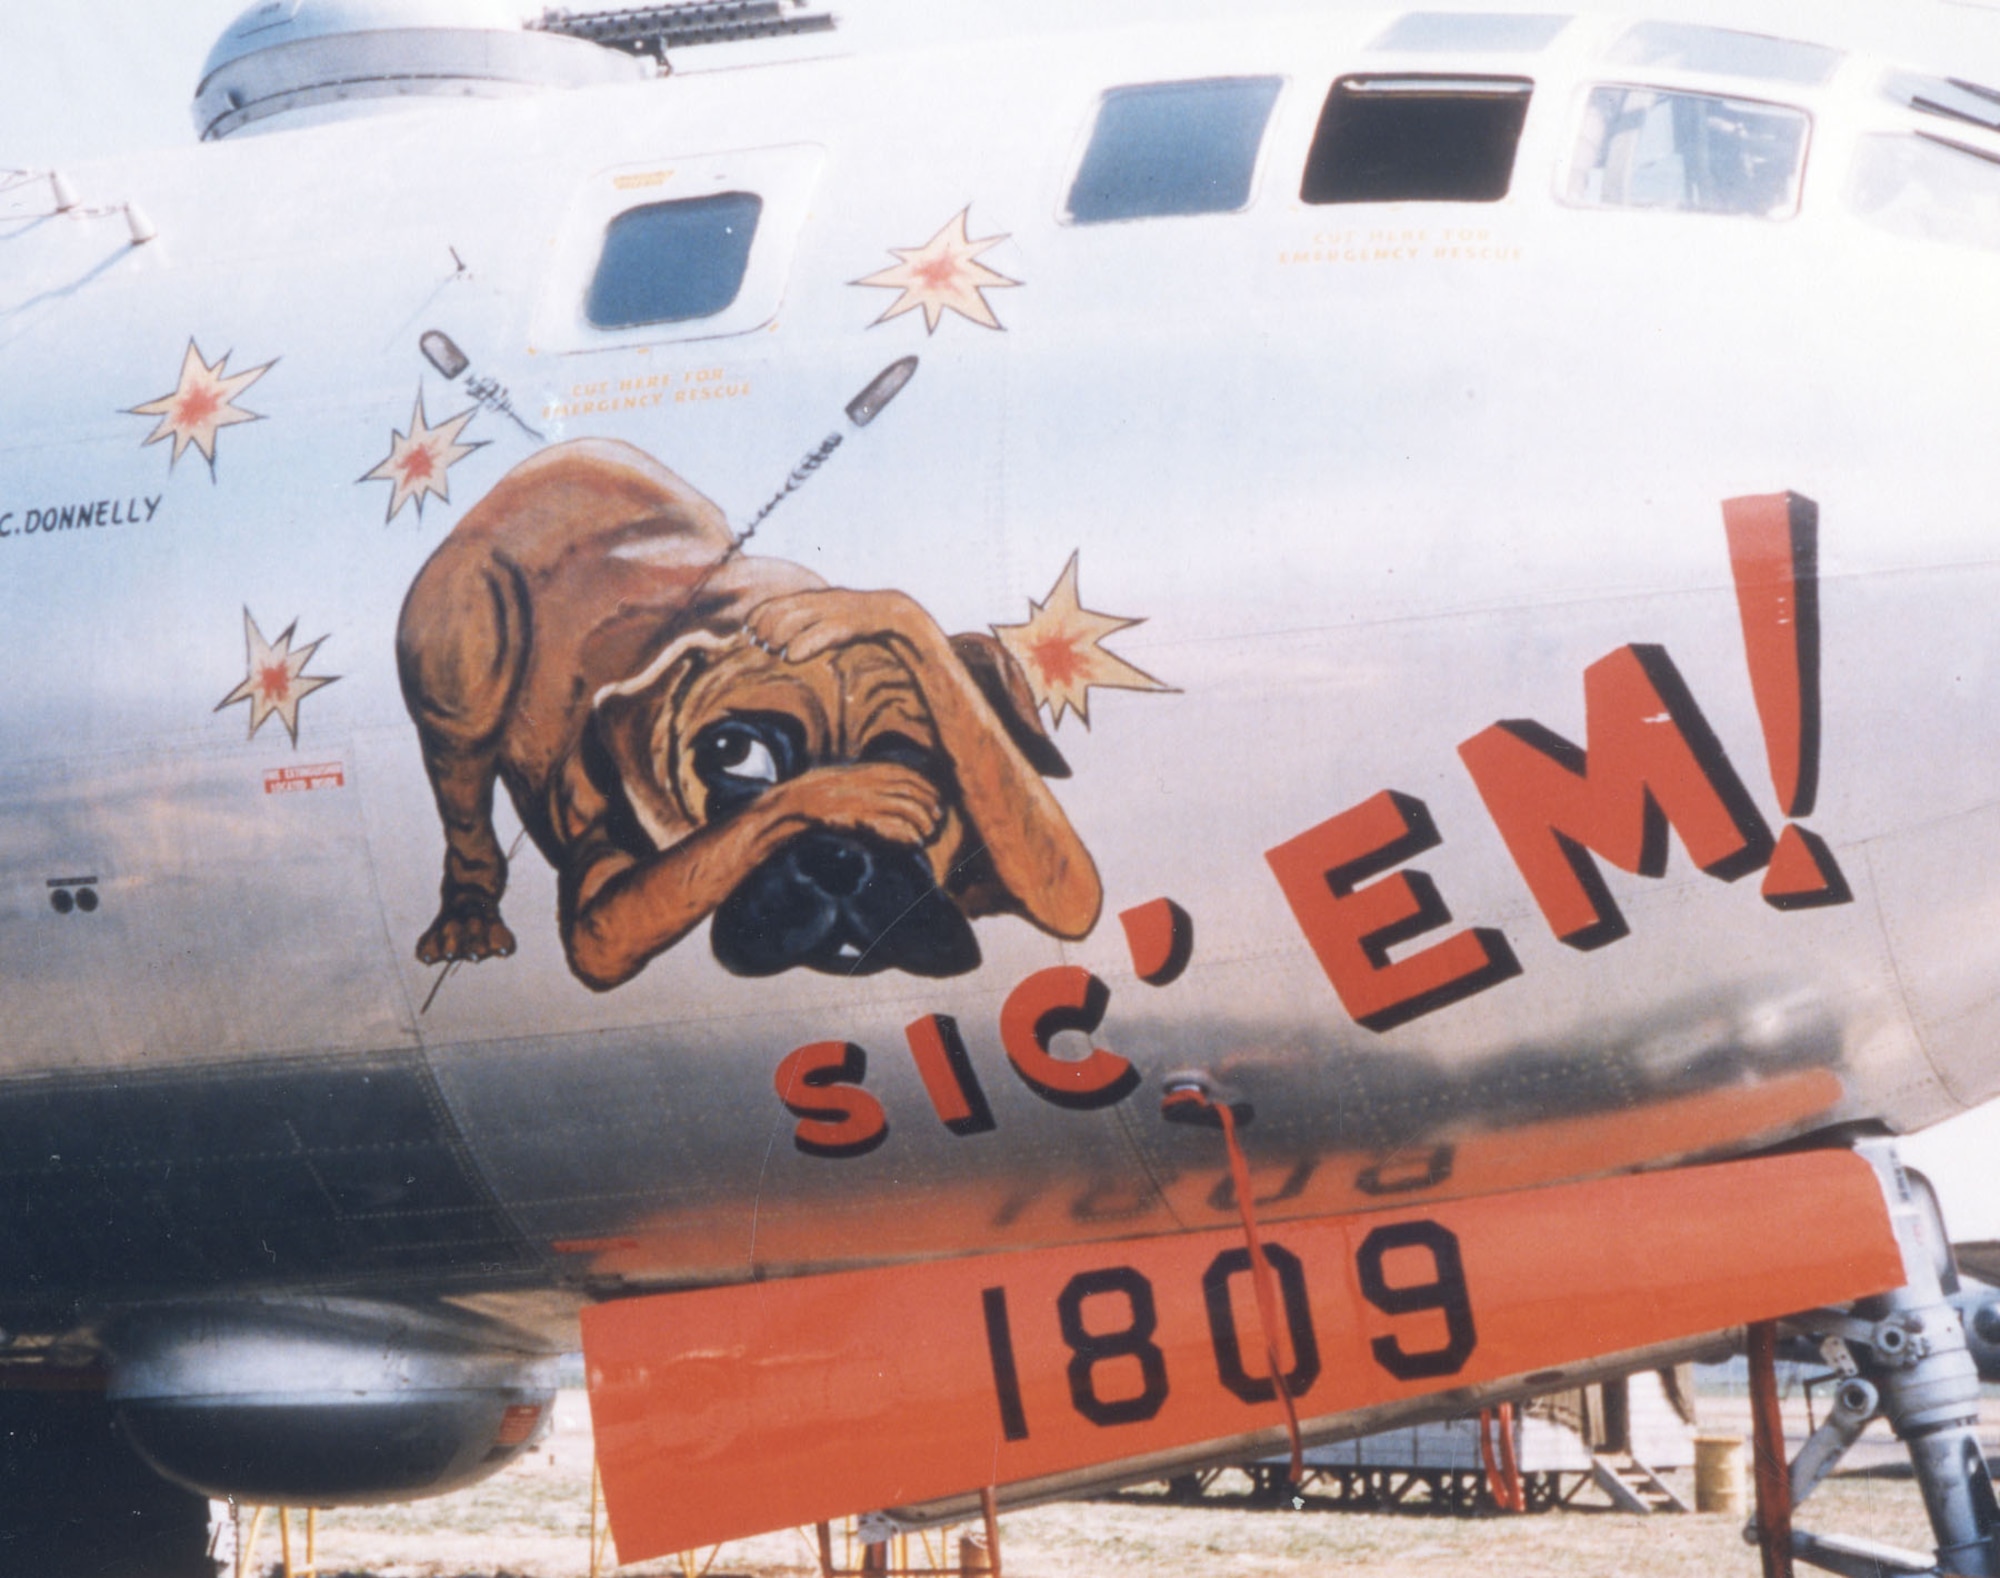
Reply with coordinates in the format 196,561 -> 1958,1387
713,733 -> 779,784
860,732 -> 935,771
692,714 -> 803,811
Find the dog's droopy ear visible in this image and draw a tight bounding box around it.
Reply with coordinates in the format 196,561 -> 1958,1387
950,632 -> 1070,779
588,633 -> 727,848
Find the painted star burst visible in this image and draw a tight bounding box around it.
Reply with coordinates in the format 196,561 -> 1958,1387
129,341 -> 273,472
992,554 -> 1173,727
363,389 -> 483,523
853,208 -> 1021,333
215,609 -> 338,745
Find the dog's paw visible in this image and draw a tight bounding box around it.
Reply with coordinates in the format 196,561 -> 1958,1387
415,900 -> 518,965
773,761 -> 945,848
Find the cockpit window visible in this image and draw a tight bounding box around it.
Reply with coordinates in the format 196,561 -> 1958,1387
1564,87 -> 1808,218
1605,22 -> 1842,87
585,191 -> 763,329
1884,71 -> 2000,136
1066,77 -> 1283,223
1850,133 -> 2000,254
1302,75 -> 1534,204
1369,13 -> 1571,53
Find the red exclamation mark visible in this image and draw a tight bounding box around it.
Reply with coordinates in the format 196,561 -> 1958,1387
1722,492 -> 1852,909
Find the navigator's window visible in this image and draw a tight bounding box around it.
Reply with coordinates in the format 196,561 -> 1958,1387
585,191 -> 764,329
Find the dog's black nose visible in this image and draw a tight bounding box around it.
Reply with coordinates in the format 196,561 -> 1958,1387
794,836 -> 872,898
710,831 -> 981,979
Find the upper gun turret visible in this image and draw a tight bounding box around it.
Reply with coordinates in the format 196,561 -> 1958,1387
193,0 -> 651,140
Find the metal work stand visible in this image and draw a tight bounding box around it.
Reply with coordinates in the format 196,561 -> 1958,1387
235,1506 -> 317,1578
815,1489 -> 1003,1578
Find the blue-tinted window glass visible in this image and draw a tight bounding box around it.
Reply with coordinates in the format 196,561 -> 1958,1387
1068,77 -> 1283,223
1566,87 -> 1807,218
1606,22 -> 1841,86
586,191 -> 763,329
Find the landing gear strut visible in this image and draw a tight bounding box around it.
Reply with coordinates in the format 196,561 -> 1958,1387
1753,1139 -> 2000,1578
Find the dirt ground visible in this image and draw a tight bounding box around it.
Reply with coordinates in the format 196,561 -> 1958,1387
254,1391 -> 1954,1578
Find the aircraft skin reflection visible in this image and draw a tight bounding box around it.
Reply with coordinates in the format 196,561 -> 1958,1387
6,0 -> 2000,1570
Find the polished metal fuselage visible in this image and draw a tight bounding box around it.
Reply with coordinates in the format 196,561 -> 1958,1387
4,0 -> 2000,1347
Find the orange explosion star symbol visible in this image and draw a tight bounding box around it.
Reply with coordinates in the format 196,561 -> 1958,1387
215,609 -> 338,745
129,341 -> 274,473
992,554 -> 1173,727
853,208 -> 1021,333
363,389 -> 483,523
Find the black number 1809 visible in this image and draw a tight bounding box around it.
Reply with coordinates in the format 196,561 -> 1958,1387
980,1220 -> 1475,1440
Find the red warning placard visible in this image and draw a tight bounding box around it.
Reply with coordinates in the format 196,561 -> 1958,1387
263,762 -> 344,794
584,1150 -> 1899,1561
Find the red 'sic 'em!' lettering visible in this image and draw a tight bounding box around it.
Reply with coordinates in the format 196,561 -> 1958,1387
773,1041 -> 889,1159
904,1013 -> 997,1137
1000,967 -> 1138,1110
1265,790 -> 1520,1033
1457,643 -> 1772,950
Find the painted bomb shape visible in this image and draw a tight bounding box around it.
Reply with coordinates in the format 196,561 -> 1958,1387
396,439 -> 1100,990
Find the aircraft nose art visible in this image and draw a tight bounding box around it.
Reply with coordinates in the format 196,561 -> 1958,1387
582,1149 -> 1901,1560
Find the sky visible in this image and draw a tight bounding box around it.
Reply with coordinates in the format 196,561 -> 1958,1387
0,3 -> 255,168
2,1 -> 1998,1242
